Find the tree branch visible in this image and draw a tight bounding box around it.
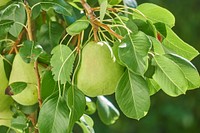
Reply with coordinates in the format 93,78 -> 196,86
80,0 -> 123,40
25,2 -> 41,133
9,29 -> 25,54
25,3 -> 33,41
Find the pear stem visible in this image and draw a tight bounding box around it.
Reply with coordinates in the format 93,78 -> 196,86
80,0 -> 123,41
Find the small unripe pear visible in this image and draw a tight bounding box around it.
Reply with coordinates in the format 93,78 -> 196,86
9,54 -> 38,106
77,41 -> 124,97
0,57 -> 13,112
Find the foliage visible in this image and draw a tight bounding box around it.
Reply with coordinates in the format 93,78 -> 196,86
0,0 -> 199,133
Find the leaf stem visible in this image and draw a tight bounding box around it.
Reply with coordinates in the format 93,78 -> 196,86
67,50 -> 82,133
80,0 -> 123,41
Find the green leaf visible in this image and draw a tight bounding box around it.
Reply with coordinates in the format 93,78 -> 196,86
136,3 -> 175,28
41,70 -> 58,101
38,94 -> 70,133
9,82 -> 27,95
11,115 -> 27,130
66,16 -> 89,36
36,22 -> 64,53
0,126 -> 16,133
126,19 -> 139,35
97,96 -> 120,125
99,0 -> 107,22
149,36 -> 165,55
116,70 -> 150,120
146,78 -> 160,95
0,4 -> 19,20
38,0 -> 73,16
163,27 -> 199,60
118,31 -> 151,75
77,114 -> 95,133
0,20 -> 14,36
154,22 -> 167,37
18,103 -> 38,115
50,45 -> 75,84
132,19 -> 155,37
1,3 -> 26,37
165,54 -> 200,90
153,55 -> 188,96
67,87 -> 86,126
19,41 -> 43,63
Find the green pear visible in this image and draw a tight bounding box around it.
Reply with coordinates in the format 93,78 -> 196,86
0,0 -> 10,7
9,54 -> 38,106
0,57 -> 13,112
77,41 -> 124,97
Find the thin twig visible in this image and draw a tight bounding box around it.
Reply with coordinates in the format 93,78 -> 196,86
77,32 -> 82,53
25,3 -> 33,41
25,2 -> 42,108
81,0 -> 123,40
34,61 -> 42,108
25,2 -> 41,133
8,29 -> 25,54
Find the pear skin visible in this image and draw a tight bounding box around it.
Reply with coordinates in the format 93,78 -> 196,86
9,54 -> 38,106
0,57 -> 13,112
77,41 -> 124,97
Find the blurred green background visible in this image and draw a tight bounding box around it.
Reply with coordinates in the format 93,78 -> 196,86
91,0 -> 200,133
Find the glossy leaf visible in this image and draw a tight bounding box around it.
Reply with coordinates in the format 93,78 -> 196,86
38,0 -> 73,16
116,70 -> 150,120
66,16 -> 89,36
18,103 -> 39,115
99,0 -> 107,22
153,55 -> 188,96
163,27 -> 199,60
136,3 -> 175,28
67,87 -> 86,127
36,22 -> 64,53
10,82 -> 27,95
132,19 -> 156,37
149,36 -> 165,55
146,78 -> 160,95
50,45 -> 75,84
118,31 -> 151,75
19,41 -> 43,63
97,96 -> 120,125
1,3 -> 26,37
41,70 -> 58,101
0,20 -> 13,36
11,115 -> 27,130
165,54 -> 200,90
0,126 -> 16,133
38,94 -> 70,133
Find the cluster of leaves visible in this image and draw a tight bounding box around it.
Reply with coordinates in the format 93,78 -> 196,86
0,0 -> 199,133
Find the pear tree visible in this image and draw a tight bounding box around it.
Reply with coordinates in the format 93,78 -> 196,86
0,0 -> 199,133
